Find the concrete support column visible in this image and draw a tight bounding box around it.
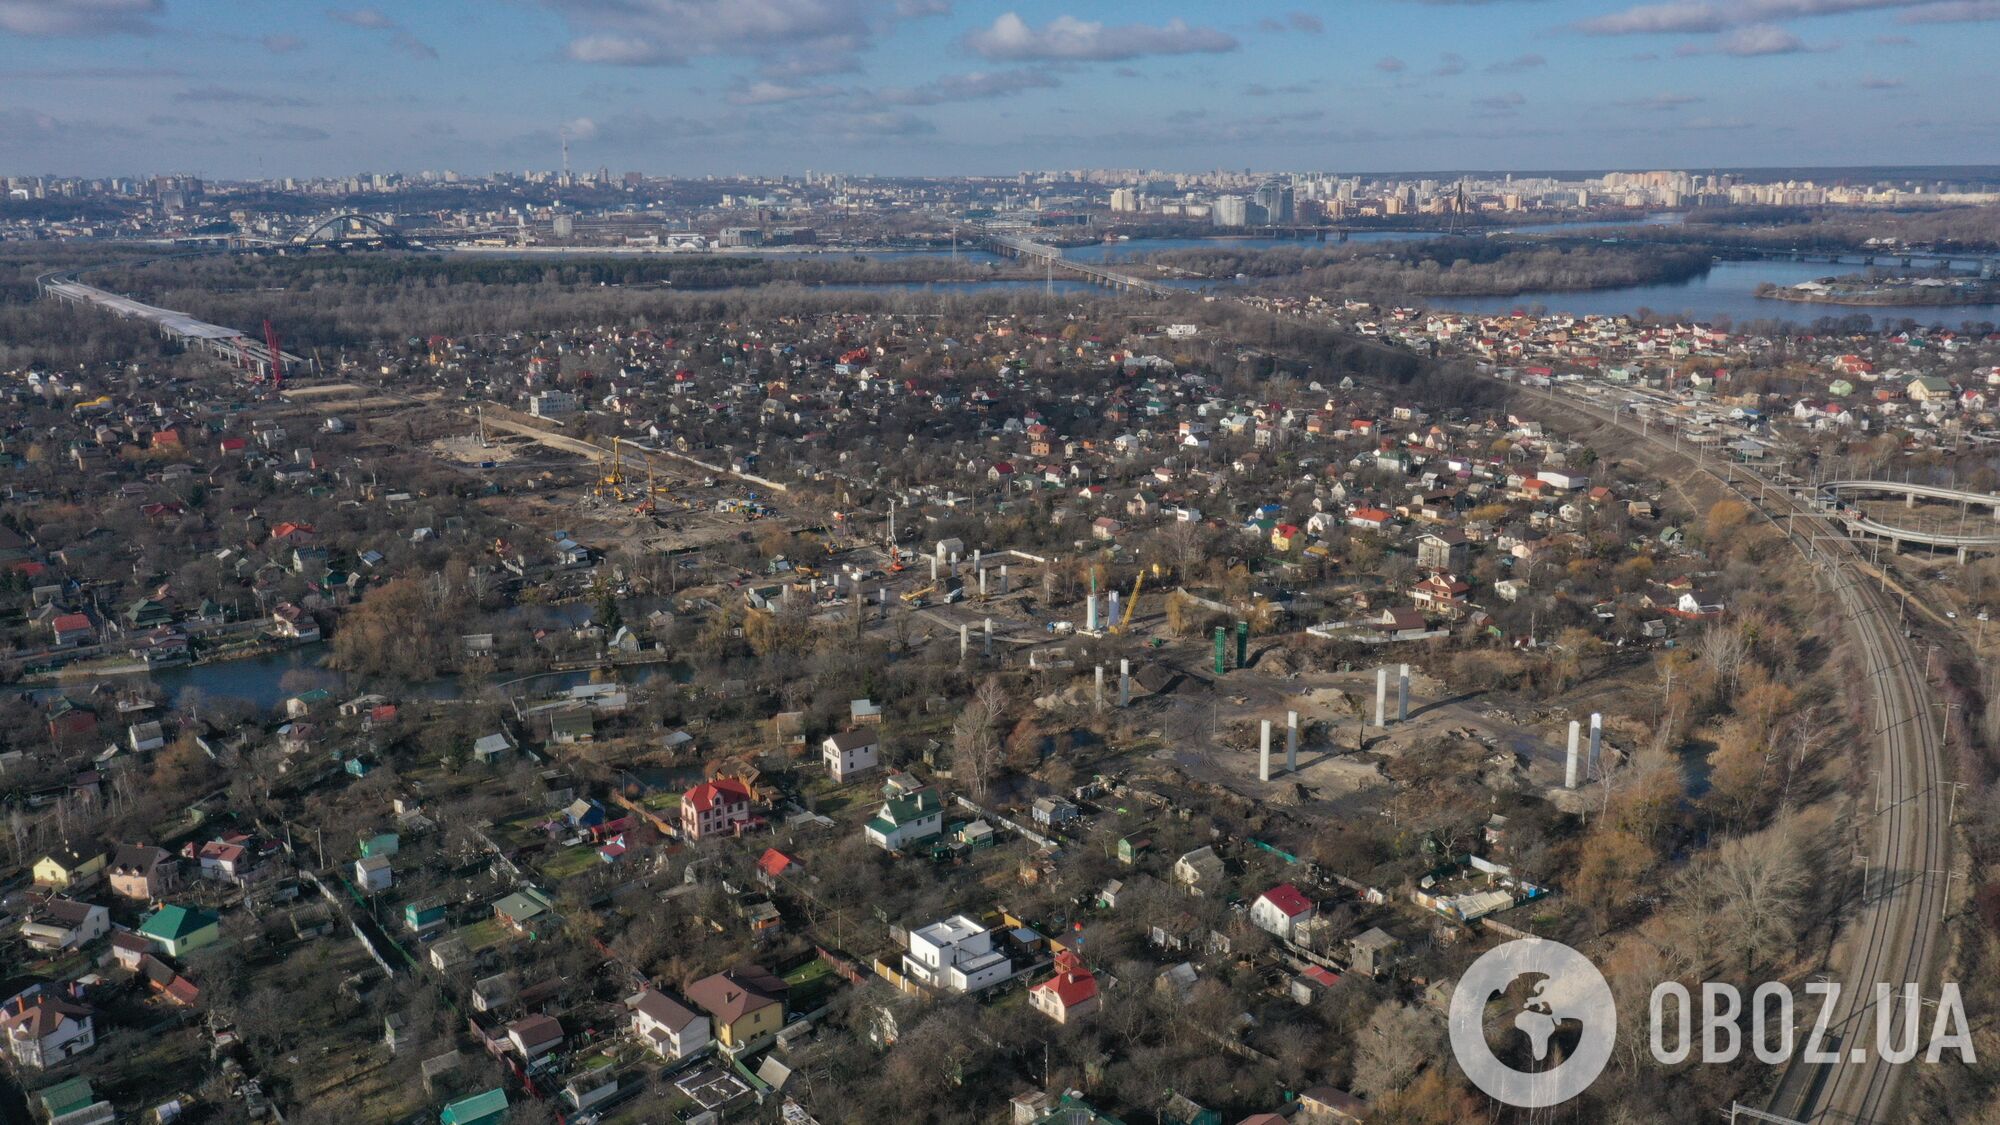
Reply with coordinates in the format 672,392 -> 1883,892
1588,713 -> 1603,780
1108,590 -> 1120,627
1001,564 -> 1010,593
1375,668 -> 1388,728
1259,720 -> 1273,782
1119,659 -> 1131,708
1398,664 -> 1411,723
1085,593 -> 1098,633
1095,665 -> 1104,710
1565,721 -> 1582,789
1286,710 -> 1299,772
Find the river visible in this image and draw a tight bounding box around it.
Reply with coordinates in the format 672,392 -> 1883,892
1426,259 -> 2000,327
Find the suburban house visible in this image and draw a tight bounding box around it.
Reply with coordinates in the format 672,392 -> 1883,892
821,729 -> 880,783
1171,846 -> 1226,895
494,888 -> 554,935
864,786 -> 944,851
471,731 -> 515,765
355,855 -> 394,893
1250,883 -> 1316,940
32,845 -> 106,892
1296,1087 -> 1371,1123
629,987 -> 711,1060
50,612 -> 95,647
270,602 -> 319,642
0,993 -> 97,1068
505,1014 -> 564,1060
439,1088 -> 509,1125
21,899 -> 110,953
107,843 -> 178,901
136,904 -> 221,958
1029,950 -> 1101,1025
687,966 -> 788,1050
680,777 -> 754,840
193,836 -> 269,885
903,915 -> 1016,994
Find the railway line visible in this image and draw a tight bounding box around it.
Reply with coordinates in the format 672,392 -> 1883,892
1534,383 -> 1950,1124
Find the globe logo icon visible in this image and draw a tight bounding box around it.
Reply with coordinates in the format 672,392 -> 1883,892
1449,938 -> 1617,1108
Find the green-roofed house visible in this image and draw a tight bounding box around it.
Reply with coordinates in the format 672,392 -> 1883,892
137,904 -> 221,958
439,1087 -> 508,1125
493,887 -> 553,936
360,833 -> 401,859
36,1075 -> 112,1124
864,786 -> 943,851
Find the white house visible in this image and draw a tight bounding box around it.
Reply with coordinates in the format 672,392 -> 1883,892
630,988 -> 711,1060
821,730 -> 880,783
1,993 -> 97,1069
903,915 -> 1016,994
20,899 -> 110,953
864,787 -> 944,851
1171,846 -> 1226,895
354,855 -> 394,894
1249,883 -> 1316,940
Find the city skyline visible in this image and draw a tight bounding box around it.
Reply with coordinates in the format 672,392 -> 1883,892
2,0 -> 1997,178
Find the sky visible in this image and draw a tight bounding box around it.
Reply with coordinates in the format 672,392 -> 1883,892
1,0 -> 1996,180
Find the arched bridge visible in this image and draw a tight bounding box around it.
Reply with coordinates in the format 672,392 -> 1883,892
291,213 -> 408,248
1817,478 -> 2000,556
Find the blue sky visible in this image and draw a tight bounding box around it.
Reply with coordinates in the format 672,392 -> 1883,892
0,0 -> 1995,179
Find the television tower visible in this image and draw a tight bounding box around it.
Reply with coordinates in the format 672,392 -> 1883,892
559,124 -> 571,182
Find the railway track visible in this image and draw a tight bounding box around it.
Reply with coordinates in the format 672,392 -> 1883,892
1533,384 -> 1950,1123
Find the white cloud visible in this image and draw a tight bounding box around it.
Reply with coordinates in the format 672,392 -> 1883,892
1578,0 -> 1932,35
550,0 -> 874,69
328,6 -> 396,30
0,0 -> 162,37
962,12 -> 1237,61
1899,0 -> 2000,20
873,68 -> 1058,105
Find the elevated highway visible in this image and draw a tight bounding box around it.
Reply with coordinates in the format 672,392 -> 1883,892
1818,479 -> 2000,557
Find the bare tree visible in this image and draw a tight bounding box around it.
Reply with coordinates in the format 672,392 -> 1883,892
951,677 -> 1008,801
1351,1001 -> 1445,1099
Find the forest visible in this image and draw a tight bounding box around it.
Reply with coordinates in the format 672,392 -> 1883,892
1145,237 -> 1715,298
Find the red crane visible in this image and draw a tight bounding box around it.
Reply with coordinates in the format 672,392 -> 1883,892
262,319 -> 285,390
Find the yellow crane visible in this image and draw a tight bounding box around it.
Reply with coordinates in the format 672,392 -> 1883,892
1113,571 -> 1144,633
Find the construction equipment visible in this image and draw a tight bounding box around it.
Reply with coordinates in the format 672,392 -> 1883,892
901,584 -> 935,607
1112,572 -> 1145,634
595,436 -> 627,500
262,319 -> 285,390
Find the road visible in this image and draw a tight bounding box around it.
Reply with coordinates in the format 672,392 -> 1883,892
1531,383 -> 1950,1125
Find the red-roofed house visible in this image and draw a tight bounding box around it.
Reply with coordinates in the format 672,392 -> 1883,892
680,777 -> 753,840
1250,883 -> 1316,940
1347,507 -> 1392,533
1029,950 -> 1100,1025
50,613 -> 95,648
